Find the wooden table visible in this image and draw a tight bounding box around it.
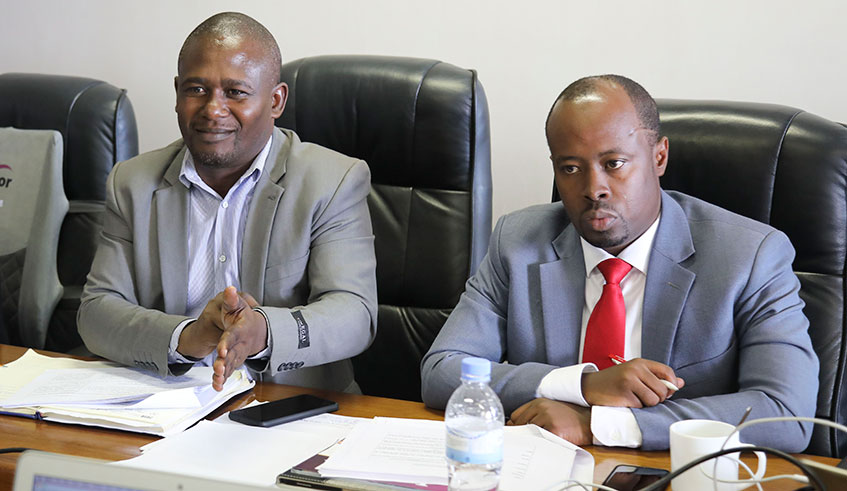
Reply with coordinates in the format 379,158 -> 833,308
0,344 -> 837,490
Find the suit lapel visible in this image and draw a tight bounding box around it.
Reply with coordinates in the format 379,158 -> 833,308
240,128 -> 292,300
156,148 -> 189,314
641,192 -> 696,365
541,225 -> 586,366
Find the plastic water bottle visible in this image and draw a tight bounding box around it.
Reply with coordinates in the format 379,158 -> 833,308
445,357 -> 505,491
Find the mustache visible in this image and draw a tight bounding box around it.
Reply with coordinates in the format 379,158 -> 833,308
588,202 -> 616,212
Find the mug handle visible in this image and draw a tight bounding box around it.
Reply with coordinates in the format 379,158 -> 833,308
696,443 -> 767,490
734,443 -> 767,488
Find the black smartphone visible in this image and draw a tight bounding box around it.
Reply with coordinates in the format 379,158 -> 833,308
229,394 -> 338,427
602,464 -> 669,491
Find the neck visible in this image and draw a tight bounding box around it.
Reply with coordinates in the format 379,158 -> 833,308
196,161 -> 251,197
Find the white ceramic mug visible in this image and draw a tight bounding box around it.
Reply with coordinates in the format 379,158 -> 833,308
669,419 -> 766,490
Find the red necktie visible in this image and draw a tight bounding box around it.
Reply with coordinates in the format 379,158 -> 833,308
582,258 -> 632,370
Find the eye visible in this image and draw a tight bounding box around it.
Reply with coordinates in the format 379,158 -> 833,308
606,159 -> 626,170
558,165 -> 579,175
184,86 -> 205,95
227,88 -> 249,98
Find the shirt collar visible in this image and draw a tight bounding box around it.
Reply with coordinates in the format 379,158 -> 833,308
580,211 -> 662,278
178,135 -> 273,196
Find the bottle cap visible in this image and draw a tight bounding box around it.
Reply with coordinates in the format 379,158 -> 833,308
461,357 -> 491,382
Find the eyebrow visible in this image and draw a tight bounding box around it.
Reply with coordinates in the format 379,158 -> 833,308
179,77 -> 255,91
553,148 -> 630,163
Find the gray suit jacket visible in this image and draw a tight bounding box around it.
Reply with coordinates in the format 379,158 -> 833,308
79,128 -> 377,392
421,191 -> 818,451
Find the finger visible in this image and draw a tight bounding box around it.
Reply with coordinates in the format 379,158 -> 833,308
510,400 -> 532,423
212,358 -> 226,391
216,333 -> 230,360
238,291 -> 260,308
631,378 -> 663,407
644,359 -> 678,385
511,400 -> 542,426
222,286 -> 247,315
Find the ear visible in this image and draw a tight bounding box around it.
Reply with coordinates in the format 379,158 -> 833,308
654,136 -> 669,177
271,82 -> 288,119
173,76 -> 179,112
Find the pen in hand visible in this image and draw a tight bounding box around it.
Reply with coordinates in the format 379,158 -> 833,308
608,354 -> 680,392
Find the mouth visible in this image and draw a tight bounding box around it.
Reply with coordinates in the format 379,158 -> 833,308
583,209 -> 617,232
193,127 -> 236,143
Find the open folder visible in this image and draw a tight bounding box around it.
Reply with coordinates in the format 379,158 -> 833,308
0,349 -> 253,436
280,417 -> 594,490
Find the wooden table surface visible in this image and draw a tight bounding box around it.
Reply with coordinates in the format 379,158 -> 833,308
0,344 -> 837,490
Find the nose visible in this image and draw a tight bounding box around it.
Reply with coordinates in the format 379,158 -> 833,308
201,90 -> 229,119
584,166 -> 610,202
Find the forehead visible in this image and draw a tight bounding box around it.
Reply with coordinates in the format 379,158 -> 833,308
178,35 -> 270,81
548,86 -> 643,151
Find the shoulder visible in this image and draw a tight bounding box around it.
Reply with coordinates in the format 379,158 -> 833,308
269,129 -> 370,213
273,129 -> 369,187
493,202 -> 571,250
667,190 -> 778,237
665,190 -> 794,259
110,139 -> 184,188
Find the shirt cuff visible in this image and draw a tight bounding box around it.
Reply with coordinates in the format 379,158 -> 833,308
169,318 -> 199,364
590,406 -> 642,447
536,363 -> 597,407
247,307 -> 272,360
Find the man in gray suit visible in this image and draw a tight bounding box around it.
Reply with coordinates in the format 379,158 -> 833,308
421,75 -> 818,451
79,12 -> 376,393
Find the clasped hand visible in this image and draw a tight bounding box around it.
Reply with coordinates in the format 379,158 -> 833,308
176,286 -> 267,391
509,359 -> 684,445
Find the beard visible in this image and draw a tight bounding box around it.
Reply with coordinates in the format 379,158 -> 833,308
583,220 -> 631,251
192,148 -> 239,169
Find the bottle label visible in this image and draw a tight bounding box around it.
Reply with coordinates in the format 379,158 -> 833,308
446,427 -> 503,464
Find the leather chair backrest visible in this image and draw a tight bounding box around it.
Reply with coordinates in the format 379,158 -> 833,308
0,128 -> 67,348
0,73 -> 138,350
276,55 -> 492,400
656,99 -> 847,457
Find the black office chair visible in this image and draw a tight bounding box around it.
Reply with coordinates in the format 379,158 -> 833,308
277,55 -> 492,401
654,99 -> 847,458
0,73 -> 139,351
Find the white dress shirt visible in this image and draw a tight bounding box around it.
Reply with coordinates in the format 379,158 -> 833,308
167,137 -> 273,365
536,213 -> 661,447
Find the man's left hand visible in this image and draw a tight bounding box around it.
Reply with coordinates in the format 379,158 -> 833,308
212,286 -> 266,391
508,398 -> 592,446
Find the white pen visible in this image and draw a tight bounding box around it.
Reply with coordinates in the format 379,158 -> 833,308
609,354 -> 680,392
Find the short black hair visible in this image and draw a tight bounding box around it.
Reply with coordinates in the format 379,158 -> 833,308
545,74 -> 660,144
178,12 -> 282,85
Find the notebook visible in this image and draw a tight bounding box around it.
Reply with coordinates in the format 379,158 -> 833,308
13,451 -> 292,490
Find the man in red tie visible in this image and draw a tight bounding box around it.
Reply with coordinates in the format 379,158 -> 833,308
421,75 -> 818,451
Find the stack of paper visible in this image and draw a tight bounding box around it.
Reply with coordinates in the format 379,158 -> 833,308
316,417 -> 595,490
118,412 -> 595,490
0,349 -> 253,436
118,414 -> 363,487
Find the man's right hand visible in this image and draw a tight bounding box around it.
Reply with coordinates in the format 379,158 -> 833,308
581,358 -> 684,408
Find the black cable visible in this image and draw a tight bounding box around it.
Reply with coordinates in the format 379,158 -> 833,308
641,445 -> 825,491
0,447 -> 32,454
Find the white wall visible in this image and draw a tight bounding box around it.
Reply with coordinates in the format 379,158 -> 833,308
3,0 -> 846,221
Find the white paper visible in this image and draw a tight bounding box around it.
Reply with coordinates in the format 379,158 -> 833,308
2,366 -> 214,407
317,418 -> 595,490
0,348 -> 254,437
318,417 -> 449,485
118,419 -> 338,487
0,349 -> 119,401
